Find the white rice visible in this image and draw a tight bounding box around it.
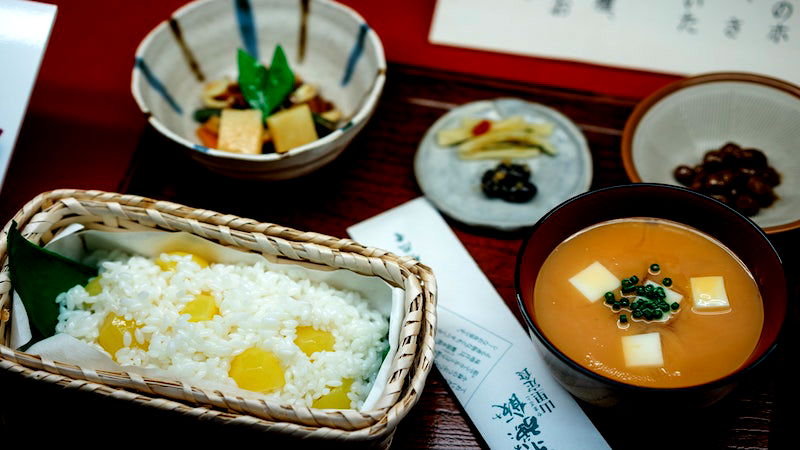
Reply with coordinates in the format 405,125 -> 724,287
55,251 -> 389,409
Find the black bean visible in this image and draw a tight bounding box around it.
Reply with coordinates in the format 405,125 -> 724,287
704,170 -> 735,193
703,151 -> 725,171
746,177 -> 772,196
506,164 -> 530,180
739,148 -> 768,168
758,167 -> 782,186
674,165 -> 695,185
710,194 -> 730,205
720,142 -> 741,155
734,194 -> 760,216
674,142 -> 781,215
481,162 -> 537,203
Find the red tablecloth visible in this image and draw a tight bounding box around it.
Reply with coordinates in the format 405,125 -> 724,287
0,0 -> 679,222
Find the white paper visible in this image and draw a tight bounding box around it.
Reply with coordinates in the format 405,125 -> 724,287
348,198 -> 609,449
0,0 -> 57,190
430,0 -> 800,85
13,230 -> 404,411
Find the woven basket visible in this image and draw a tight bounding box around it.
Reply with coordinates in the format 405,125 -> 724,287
0,189 -> 436,447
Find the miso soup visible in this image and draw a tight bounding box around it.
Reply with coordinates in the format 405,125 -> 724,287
532,218 -> 763,388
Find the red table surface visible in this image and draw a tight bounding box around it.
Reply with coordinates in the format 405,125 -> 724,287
0,0 -> 679,220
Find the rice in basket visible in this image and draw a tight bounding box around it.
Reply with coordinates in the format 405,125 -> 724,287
55,250 -> 390,409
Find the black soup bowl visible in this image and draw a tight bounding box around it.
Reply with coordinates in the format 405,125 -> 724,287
515,184 -> 787,407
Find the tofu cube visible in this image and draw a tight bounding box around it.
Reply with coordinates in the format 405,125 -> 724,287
644,280 -> 683,304
622,332 -> 664,368
568,261 -> 620,303
690,276 -> 730,312
266,103 -> 319,153
217,109 -> 263,154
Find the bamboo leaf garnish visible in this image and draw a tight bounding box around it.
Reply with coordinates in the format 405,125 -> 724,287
7,221 -> 97,339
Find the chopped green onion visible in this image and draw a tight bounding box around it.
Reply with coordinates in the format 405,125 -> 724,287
653,310 -> 664,320
650,263 -> 660,273
663,277 -> 673,287
622,279 -> 632,288
629,275 -> 639,284
620,314 -> 628,324
620,298 -> 630,307
612,303 -> 621,311
671,302 -> 680,311
632,310 -> 643,319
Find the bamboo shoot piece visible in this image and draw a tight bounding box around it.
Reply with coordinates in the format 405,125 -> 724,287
267,104 -> 319,153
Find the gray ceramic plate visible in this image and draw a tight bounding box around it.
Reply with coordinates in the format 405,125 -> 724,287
414,98 -> 592,231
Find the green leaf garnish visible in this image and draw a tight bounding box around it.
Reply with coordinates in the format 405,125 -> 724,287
193,108 -> 221,123
237,49 -> 270,118
7,221 -> 97,339
237,45 -> 295,120
263,45 -> 295,114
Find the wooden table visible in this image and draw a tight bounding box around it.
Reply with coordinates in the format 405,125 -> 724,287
2,63 -> 797,448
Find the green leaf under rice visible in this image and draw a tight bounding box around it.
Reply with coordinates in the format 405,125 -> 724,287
7,221 -> 97,339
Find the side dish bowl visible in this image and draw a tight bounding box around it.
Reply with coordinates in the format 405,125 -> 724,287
515,184 -> 787,407
621,72 -> 800,233
131,0 -> 385,180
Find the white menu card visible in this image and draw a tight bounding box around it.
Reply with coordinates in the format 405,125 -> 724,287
0,0 -> 57,190
430,0 -> 800,85
349,197 -> 609,450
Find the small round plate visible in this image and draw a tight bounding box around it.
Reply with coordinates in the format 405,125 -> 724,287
414,98 -> 592,231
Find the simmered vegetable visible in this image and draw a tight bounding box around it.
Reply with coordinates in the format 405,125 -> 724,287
193,46 -> 342,154
267,104 -> 318,153
217,109 -> 263,154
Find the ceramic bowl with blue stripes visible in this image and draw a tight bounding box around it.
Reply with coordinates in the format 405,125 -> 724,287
132,0 -> 385,179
